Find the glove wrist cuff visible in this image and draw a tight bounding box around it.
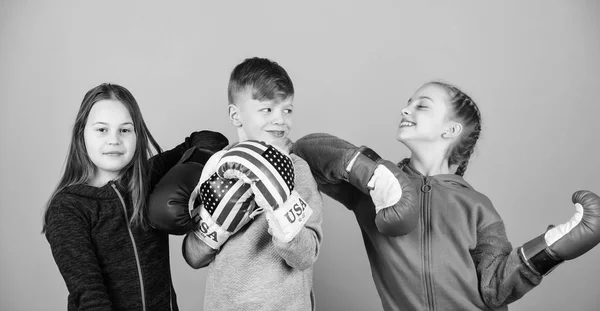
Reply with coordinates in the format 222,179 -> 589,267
519,233 -> 563,276
192,207 -> 232,250
266,191 -> 313,243
347,146 -> 381,194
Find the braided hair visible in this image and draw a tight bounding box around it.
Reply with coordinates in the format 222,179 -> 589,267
430,81 -> 482,177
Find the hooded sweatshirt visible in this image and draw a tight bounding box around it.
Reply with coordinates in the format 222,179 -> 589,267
293,133 -> 543,311
45,181 -> 178,310
44,130 -> 229,310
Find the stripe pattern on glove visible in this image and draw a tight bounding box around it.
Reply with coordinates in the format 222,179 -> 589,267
199,173 -> 256,232
218,141 -> 295,209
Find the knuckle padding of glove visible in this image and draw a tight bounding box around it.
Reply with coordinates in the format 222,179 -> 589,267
149,162 -> 205,235
221,141 -> 295,208
190,130 -> 229,152
178,146 -> 216,165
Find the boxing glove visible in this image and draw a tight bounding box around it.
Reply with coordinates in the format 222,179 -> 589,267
519,190 -> 600,275
148,146 -> 214,235
293,133 -> 418,236
188,150 -> 257,249
217,141 -> 313,243
149,130 -> 229,190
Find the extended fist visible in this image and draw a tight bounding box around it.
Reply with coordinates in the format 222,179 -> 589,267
520,190 -> 600,275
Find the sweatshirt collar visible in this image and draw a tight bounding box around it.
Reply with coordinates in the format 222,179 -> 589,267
62,180 -> 128,200
398,158 -> 473,190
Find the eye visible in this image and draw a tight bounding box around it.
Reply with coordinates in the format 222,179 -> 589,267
417,104 -> 428,109
284,108 -> 293,114
96,127 -> 108,133
260,108 -> 271,113
120,128 -> 133,133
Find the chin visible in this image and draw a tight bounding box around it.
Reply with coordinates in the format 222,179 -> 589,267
396,132 -> 408,143
269,137 -> 288,147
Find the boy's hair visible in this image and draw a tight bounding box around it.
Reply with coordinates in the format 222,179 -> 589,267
227,57 -> 294,105
430,81 -> 482,177
42,83 -> 162,233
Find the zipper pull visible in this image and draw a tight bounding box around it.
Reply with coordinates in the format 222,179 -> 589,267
421,177 -> 431,193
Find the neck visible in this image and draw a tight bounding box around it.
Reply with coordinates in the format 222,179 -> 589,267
236,128 -> 246,142
407,143 -> 452,176
88,171 -> 119,188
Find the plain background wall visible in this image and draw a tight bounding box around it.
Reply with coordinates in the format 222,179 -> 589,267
1,1 -> 599,310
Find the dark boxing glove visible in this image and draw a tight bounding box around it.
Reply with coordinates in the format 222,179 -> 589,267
519,190 -> 600,275
148,147 -> 214,235
293,133 -> 418,236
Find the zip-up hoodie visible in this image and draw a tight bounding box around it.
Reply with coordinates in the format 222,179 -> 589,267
45,130 -> 229,310
351,160 -> 543,311
293,134 -> 543,311
45,181 -> 177,310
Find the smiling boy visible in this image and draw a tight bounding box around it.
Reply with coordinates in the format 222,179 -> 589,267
182,57 -> 324,311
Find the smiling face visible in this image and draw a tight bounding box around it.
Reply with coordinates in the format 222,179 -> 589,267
229,88 -> 293,147
84,99 -> 136,186
396,83 -> 458,146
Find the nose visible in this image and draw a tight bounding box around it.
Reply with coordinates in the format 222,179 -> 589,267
401,107 -> 411,116
271,110 -> 284,125
107,131 -> 121,145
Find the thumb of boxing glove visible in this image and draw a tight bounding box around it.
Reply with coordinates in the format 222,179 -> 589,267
351,148 -> 418,236
367,164 -> 403,213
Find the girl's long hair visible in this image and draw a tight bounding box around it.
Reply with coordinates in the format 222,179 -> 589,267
42,83 -> 161,232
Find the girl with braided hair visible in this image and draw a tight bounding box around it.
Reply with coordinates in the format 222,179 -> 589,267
293,81 -> 600,310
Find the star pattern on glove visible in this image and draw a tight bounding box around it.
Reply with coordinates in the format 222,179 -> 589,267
200,173 -> 234,215
264,146 -> 295,191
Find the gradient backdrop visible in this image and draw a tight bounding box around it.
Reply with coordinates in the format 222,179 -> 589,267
1,1 -> 599,310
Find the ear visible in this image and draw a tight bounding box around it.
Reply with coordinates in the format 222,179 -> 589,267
228,104 -> 242,127
442,123 -> 463,139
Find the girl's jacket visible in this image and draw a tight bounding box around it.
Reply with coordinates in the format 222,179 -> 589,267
293,134 -> 543,311
45,131 -> 227,311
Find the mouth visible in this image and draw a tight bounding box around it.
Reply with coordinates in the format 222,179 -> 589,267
399,120 -> 416,128
103,152 -> 124,157
266,130 -> 286,138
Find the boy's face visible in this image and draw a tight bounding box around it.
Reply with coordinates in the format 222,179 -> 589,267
229,90 -> 293,147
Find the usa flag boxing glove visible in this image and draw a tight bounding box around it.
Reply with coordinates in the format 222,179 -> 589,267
188,150 -> 257,249
217,141 -> 313,243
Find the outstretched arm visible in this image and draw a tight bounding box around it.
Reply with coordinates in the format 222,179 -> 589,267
293,133 -> 418,236
474,190 -> 600,309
